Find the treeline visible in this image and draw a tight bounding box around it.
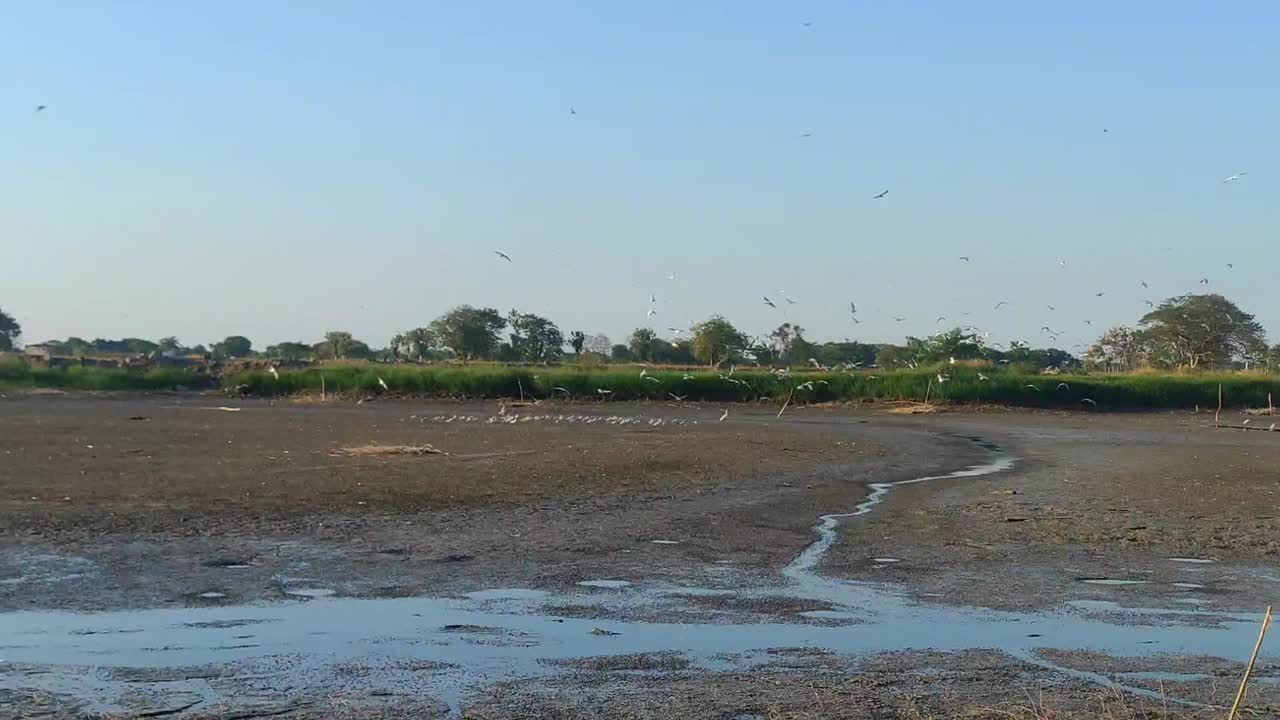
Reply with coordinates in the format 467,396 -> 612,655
16,304 -> 1081,371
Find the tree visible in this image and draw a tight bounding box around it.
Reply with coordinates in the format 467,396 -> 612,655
318,331 -> 356,359
508,311 -> 564,362
266,341 -> 312,361
628,328 -> 657,362
392,327 -> 435,361
1085,326 -> 1150,371
156,336 -> 183,354
611,344 -> 634,362
0,308 -> 20,352
816,341 -> 878,368
568,331 -> 586,355
690,316 -> 747,366
428,306 -> 507,359
584,333 -> 612,355
213,335 -> 253,358
1138,294 -> 1264,369
875,344 -> 915,368
63,337 -> 93,356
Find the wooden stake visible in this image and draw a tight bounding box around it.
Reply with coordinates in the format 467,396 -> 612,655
1269,393 -> 1273,416
518,379 -> 525,403
777,387 -> 795,418
1216,383 -> 1223,427
321,374 -> 326,402
1227,606 -> 1272,720
924,376 -> 933,406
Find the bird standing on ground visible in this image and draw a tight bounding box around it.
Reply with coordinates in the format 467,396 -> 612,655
493,250 -> 512,262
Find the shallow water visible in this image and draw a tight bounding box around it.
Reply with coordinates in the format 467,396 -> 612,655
0,436 -> 1272,715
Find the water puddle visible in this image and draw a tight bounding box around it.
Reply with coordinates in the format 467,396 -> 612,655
2,435 -> 1270,715
871,558 -> 901,564
1080,579 -> 1149,586
1171,582 -> 1205,589
577,580 -> 633,589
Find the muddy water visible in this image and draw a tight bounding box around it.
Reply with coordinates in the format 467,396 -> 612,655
0,437 -> 1272,715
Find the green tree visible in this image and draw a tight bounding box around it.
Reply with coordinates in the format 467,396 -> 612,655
0,307 -> 20,352
428,306 -> 507,359
1138,294 -> 1265,369
266,341 -> 312,361
156,336 -> 183,354
507,311 -> 565,361
568,330 -> 586,355
628,328 -> 656,362
690,316 -> 747,366
874,344 -> 915,368
1085,326 -> 1150,371
213,335 -> 253,358
611,344 -> 634,362
392,327 -> 435,361
584,333 -> 612,355
318,331 -> 356,359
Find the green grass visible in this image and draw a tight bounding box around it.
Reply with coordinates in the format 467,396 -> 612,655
220,362 -> 1280,410
6,354 -> 1276,409
0,356 -> 208,391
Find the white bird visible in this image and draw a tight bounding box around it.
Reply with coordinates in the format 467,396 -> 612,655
1024,384 -> 1040,391
267,366 -> 279,380
994,301 -> 1009,310
650,294 -> 656,303
646,309 -> 657,318
1057,382 -> 1070,391
493,250 -> 512,262
784,297 -> 797,305
596,388 -> 613,395
667,272 -> 676,281
763,297 -> 777,308
719,408 -> 729,422
644,376 -> 660,384
1222,171 -> 1247,183
669,393 -> 686,401
552,386 -> 571,395
978,373 -> 989,381
1081,398 -> 1097,406
377,376 -> 389,391
873,189 -> 889,199
949,356 -> 956,365
1144,299 -> 1154,307
936,373 -> 949,383
1057,258 -> 1067,268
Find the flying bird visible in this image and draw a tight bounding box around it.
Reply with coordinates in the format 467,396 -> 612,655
1227,263 -> 1234,269
377,377 -> 389,391
1057,258 -> 1067,268
936,316 -> 947,324
646,309 -> 657,318
936,373 -> 949,383
763,297 -> 777,308
493,250 -> 512,262
1046,304 -> 1056,311
994,301 -> 1009,310
1057,382 -> 1070,391
650,294 -> 656,303
800,132 -> 812,138
1095,292 -> 1105,297
958,256 -> 971,262
1199,278 -> 1209,284
667,272 -> 676,281
1081,398 -> 1097,406
872,189 -> 889,199
35,105 -> 47,112
849,302 -> 858,314
569,106 -> 577,115
1143,299 -> 1154,307
596,388 -> 613,395
1141,281 -> 1149,288
669,393 -> 686,401
892,316 -> 906,322
977,373 -> 989,381
267,366 -> 279,380
1222,171 -> 1247,183
643,376 -> 660,384
719,408 -> 729,422
784,297 -> 797,305
1024,384 -> 1041,391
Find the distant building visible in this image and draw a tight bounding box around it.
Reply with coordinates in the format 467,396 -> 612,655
23,344 -> 56,361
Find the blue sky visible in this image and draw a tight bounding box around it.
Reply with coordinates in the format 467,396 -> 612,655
4,2 -> 1276,354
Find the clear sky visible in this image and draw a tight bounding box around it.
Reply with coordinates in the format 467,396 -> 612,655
4,2 -> 1276,355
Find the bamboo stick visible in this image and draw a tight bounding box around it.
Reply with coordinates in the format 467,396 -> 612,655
1227,606 -> 1272,720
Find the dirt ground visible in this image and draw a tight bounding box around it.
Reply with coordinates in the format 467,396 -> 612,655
2,393 -> 1278,718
